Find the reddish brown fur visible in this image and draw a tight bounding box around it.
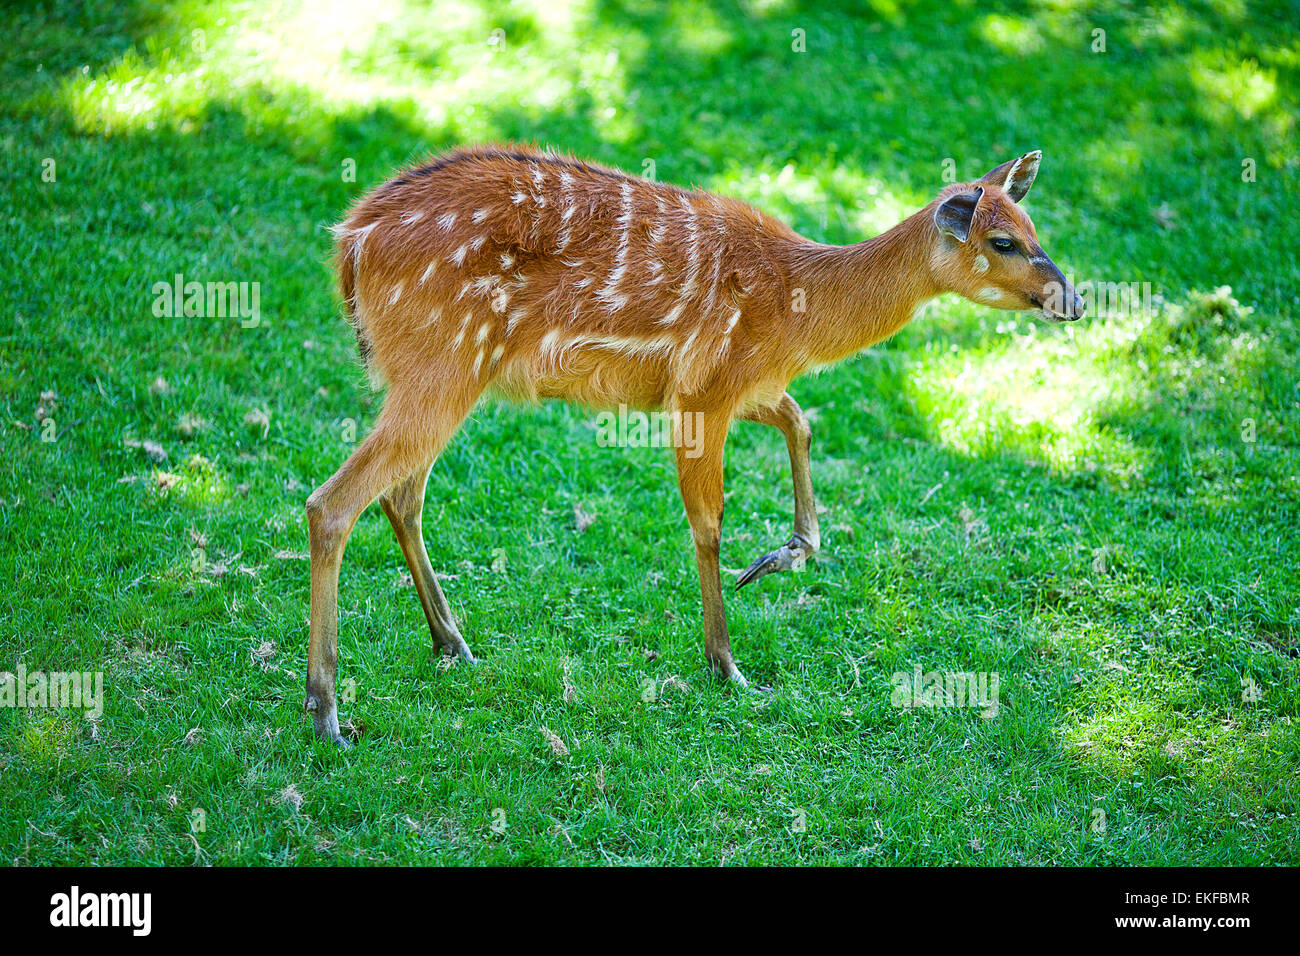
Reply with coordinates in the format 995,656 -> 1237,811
303,144 -> 1081,744
334,146 -> 798,411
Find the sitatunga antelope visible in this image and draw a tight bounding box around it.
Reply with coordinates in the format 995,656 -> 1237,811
305,145 -> 1082,746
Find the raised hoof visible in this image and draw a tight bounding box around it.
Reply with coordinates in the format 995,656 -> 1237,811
736,534 -> 811,590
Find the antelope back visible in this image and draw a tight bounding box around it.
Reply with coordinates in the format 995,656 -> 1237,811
332,146 -> 798,409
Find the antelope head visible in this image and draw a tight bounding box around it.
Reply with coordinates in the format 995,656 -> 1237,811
929,151 -> 1084,322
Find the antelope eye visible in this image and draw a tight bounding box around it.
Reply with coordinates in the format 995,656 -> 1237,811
991,237 -> 1017,254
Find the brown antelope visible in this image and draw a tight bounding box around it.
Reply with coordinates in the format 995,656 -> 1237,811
306,144 -> 1082,746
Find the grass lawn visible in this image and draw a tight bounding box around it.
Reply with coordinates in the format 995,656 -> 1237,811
1,0 -> 1297,865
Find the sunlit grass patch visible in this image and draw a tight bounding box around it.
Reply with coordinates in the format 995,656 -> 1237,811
978,14 -> 1047,55
906,313 -> 1156,483
1063,697 -> 1271,786
902,282 -> 1283,488
51,0 -> 634,150
716,159 -> 918,237
1191,50 -> 1281,122
15,713 -> 85,769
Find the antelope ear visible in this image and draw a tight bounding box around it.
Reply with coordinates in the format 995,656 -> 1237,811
979,150 -> 1041,203
934,187 -> 984,242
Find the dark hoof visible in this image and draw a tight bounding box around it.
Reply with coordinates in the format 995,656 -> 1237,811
736,534 -> 811,589
308,704 -> 352,749
436,641 -> 477,664
312,723 -> 353,749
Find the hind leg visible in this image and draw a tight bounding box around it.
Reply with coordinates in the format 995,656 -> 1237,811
380,462 -> 475,663
304,386 -> 475,747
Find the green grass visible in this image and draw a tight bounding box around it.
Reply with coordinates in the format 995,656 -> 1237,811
2,0 -> 1297,865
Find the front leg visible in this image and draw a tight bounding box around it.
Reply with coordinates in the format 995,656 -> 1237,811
673,400 -> 749,687
736,392 -> 820,589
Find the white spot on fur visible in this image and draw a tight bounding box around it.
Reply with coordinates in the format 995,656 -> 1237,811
541,332 -> 679,372
418,261 -> 437,285
977,286 -> 1005,302
452,312 -> 473,349
973,254 -> 989,274
701,249 -> 723,316
400,210 -> 424,226
472,208 -> 489,223
539,328 -> 563,362
449,244 -> 468,266
437,212 -> 457,230
578,333 -> 676,357
659,302 -> 686,326
678,328 -> 701,371
597,265 -> 628,311
506,307 -> 530,334
388,282 -> 403,305
678,199 -> 701,299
